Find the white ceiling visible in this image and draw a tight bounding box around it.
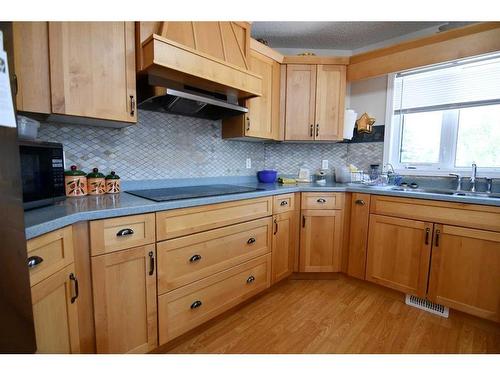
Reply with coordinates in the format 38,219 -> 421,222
251,22 -> 474,50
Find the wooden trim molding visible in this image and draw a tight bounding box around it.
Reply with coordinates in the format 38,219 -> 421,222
283,55 -> 349,65
347,22 -> 500,81
250,38 -> 284,63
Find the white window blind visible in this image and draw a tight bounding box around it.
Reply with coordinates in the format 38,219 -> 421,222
393,54 -> 500,114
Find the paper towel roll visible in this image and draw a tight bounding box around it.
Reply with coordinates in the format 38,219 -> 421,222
343,109 -> 358,140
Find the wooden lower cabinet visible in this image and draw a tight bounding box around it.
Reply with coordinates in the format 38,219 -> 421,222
158,254 -> 271,344
91,245 -> 157,353
299,209 -> 343,272
347,193 -> 371,279
366,214 -> 432,298
31,264 -> 80,354
271,211 -> 296,283
427,225 -> 500,322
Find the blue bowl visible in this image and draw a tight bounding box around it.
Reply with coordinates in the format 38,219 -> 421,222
257,170 -> 278,183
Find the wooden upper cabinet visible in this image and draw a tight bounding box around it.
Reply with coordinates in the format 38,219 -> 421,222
48,22 -> 136,123
366,214 -> 432,298
284,64 -> 317,141
284,64 -> 346,141
12,22 -> 51,114
427,225 -> 500,322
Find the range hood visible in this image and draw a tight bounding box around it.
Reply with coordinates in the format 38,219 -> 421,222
138,76 -> 248,120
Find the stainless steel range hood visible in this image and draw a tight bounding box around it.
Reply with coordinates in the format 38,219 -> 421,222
137,76 -> 248,120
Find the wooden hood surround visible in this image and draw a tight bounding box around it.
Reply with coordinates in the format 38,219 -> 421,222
136,22 -> 262,99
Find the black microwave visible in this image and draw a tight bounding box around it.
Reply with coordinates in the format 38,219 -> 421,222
19,140 -> 66,210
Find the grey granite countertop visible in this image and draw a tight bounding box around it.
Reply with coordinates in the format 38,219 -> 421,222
24,179 -> 500,240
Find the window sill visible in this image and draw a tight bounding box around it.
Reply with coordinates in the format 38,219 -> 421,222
393,169 -> 500,179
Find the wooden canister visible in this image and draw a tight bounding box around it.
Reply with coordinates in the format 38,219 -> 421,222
64,165 -> 88,197
105,171 -> 121,194
87,168 -> 106,195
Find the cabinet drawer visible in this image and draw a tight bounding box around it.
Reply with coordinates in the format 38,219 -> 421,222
157,217 -> 272,293
90,214 -> 155,256
27,226 -> 74,287
156,197 -> 273,241
158,254 -> 271,344
273,193 -> 295,214
301,192 -> 344,210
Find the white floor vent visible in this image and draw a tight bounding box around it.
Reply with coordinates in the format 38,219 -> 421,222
405,295 -> 449,318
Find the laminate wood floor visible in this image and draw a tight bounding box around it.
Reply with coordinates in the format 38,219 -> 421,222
163,276 -> 500,354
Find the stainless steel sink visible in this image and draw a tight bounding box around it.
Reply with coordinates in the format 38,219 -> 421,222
390,186 -> 500,199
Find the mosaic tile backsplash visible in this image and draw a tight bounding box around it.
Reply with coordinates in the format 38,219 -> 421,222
37,110 -> 384,180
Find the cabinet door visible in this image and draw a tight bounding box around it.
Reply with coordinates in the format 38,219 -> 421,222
245,50 -> 280,139
427,225 -> 500,322
299,209 -> 343,272
284,65 -> 317,140
347,193 -> 371,279
314,65 -> 346,141
272,211 -> 296,283
12,22 -> 51,113
92,245 -> 157,353
366,214 -> 432,297
48,22 -> 136,123
31,264 -> 80,353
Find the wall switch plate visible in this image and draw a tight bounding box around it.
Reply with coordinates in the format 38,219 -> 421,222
246,158 -> 251,169
322,160 -> 329,169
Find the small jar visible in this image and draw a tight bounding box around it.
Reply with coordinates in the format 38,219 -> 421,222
105,171 -> 121,194
64,165 -> 88,197
87,168 -> 106,195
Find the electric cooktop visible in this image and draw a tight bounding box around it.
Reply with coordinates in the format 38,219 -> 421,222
126,184 -> 263,202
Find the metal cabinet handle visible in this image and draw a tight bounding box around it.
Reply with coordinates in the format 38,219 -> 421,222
13,74 -> 18,96
425,228 -> 430,245
302,215 -> 306,228
310,124 -> 314,137
189,254 -> 202,263
435,230 -> 441,247
280,200 -> 288,206
69,273 -> 79,304
316,198 -> 327,203
130,95 -> 135,116
117,228 -> 134,237
27,256 -> 44,269
246,275 -> 255,284
316,124 -> 319,137
247,237 -> 256,245
246,117 -> 251,131
190,300 -> 202,309
355,199 -> 365,206
148,251 -> 155,276
274,219 -> 278,235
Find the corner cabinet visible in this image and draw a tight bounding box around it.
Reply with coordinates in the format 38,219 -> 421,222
284,64 -> 346,141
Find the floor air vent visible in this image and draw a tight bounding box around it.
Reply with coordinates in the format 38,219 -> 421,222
405,295 -> 449,318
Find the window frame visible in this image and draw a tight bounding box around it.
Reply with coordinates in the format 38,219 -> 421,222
384,73 -> 500,178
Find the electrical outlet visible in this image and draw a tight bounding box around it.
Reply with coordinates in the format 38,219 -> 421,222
246,158 -> 252,169
322,160 -> 329,169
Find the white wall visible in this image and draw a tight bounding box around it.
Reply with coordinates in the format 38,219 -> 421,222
348,76 -> 388,126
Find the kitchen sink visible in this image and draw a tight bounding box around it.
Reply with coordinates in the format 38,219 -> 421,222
391,186 -> 500,199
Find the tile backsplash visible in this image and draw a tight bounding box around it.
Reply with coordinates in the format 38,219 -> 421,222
37,110 -> 384,180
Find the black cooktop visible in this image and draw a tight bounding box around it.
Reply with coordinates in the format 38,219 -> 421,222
126,184 -> 262,202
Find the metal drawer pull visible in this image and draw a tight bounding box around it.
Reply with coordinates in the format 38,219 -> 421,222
247,237 -> 256,245
425,228 -> 430,245
316,198 -> 327,203
316,124 -> 319,137
130,95 -> 135,116
310,124 -> 314,137
148,251 -> 155,276
355,199 -> 365,206
274,219 -> 278,235
117,228 -> 134,237
189,254 -> 202,263
280,200 -> 288,206
435,230 -> 441,247
246,117 -> 251,131
246,275 -> 255,284
69,273 -> 79,304
27,256 -> 44,269
190,300 -> 202,309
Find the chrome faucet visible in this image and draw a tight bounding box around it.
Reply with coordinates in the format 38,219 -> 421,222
449,173 -> 462,191
486,177 -> 493,194
470,162 -> 477,192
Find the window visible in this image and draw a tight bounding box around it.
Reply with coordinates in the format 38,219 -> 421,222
386,54 -> 500,176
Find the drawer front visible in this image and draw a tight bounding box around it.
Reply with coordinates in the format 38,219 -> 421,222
156,197 -> 273,241
301,192 -> 344,210
90,213 -> 155,256
27,226 -> 74,287
157,217 -> 272,293
370,195 -> 500,232
158,254 -> 271,344
273,193 -> 295,214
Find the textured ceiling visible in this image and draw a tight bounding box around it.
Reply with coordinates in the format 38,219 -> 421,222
251,22 -> 467,50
